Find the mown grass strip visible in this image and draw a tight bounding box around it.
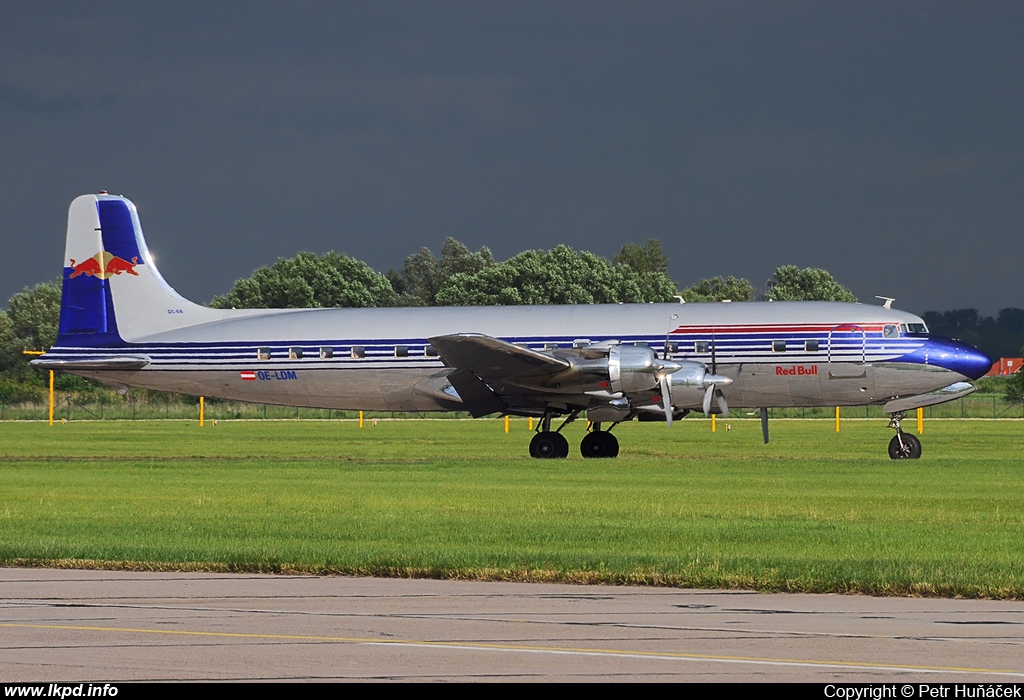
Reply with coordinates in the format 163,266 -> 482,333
1,420 -> 1022,597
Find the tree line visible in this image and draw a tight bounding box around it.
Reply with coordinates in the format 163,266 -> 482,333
207,238 -> 857,309
2,238 -> 1020,401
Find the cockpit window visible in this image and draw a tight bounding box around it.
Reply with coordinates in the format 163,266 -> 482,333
901,323 -> 929,335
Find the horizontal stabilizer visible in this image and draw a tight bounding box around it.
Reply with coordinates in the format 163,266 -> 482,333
31,355 -> 151,370
429,333 -> 569,381
883,382 -> 976,413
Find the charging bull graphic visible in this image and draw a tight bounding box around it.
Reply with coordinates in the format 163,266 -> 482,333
69,252 -> 139,279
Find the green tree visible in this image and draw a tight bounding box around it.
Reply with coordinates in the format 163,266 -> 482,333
435,245 -> 677,306
1006,345 -> 1024,403
765,266 -> 857,302
613,239 -> 670,276
391,238 -> 495,306
210,252 -> 397,309
679,276 -> 755,302
1006,371 -> 1023,403
0,279 -> 62,382
389,247 -> 437,306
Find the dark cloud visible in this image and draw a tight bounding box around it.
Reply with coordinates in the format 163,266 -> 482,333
1,1 -> 1021,316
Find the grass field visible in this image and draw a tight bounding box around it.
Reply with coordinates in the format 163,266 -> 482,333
1,418 -> 1022,597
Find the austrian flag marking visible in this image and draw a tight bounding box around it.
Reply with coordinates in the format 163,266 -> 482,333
240,371 -> 257,381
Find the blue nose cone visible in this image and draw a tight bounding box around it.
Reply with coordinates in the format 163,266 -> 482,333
924,338 -> 992,380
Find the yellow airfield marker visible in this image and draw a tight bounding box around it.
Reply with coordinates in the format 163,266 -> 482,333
199,396 -> 205,426
917,407 -> 924,434
835,406 -> 840,432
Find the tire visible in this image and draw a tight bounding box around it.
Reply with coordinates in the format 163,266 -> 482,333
580,431 -> 619,458
552,432 -> 570,458
888,433 -> 922,460
903,433 -> 922,459
530,431 -> 569,459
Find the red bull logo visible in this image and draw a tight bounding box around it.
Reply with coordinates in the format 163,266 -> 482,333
69,252 -> 139,279
776,365 -> 819,376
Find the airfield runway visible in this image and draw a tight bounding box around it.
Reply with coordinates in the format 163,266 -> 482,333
1,568 -> 1023,682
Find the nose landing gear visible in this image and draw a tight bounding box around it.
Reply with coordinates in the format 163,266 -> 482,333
887,412 -> 922,459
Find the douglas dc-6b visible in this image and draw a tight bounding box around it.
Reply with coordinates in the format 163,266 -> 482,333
33,194 -> 992,459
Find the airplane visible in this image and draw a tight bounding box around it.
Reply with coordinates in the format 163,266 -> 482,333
32,193 -> 992,460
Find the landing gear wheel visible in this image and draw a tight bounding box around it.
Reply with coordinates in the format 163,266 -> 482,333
888,433 -> 922,460
530,431 -> 569,459
580,431 -> 619,458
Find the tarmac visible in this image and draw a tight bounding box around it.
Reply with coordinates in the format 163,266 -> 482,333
2,568 -> 1023,682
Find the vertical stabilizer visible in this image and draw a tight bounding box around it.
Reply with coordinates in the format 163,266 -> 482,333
58,194 -> 227,346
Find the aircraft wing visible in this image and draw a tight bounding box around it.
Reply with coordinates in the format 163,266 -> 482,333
427,333 -> 574,418
428,333 -> 570,381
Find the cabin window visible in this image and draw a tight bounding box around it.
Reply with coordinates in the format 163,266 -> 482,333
544,342 -> 559,351
394,345 -> 409,358
319,347 -> 333,359
573,339 -> 590,348
805,339 -> 819,352
773,340 -> 787,353
288,347 -> 303,360
424,345 -> 438,357
883,324 -> 899,339
665,341 -> 679,354
633,341 -> 649,348
695,341 -> 709,353
257,347 -> 271,361
350,346 -> 365,359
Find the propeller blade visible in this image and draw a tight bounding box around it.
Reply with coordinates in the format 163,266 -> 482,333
702,384 -> 714,416
660,374 -> 673,427
716,391 -> 729,418
760,407 -> 770,444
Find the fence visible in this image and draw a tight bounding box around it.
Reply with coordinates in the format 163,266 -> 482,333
1,391 -> 1021,422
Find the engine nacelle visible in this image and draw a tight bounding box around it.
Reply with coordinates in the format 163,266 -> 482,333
665,360 -> 733,410
608,344 -> 660,395
666,361 -> 708,389
663,360 -> 710,407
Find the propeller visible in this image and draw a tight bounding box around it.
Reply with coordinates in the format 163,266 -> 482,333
701,329 -> 730,418
653,359 -> 682,427
701,373 -> 732,418
701,384 -> 730,417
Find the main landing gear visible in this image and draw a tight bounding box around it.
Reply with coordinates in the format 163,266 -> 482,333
528,412 -> 619,459
529,431 -> 569,458
887,412 -> 922,460
580,423 -> 619,458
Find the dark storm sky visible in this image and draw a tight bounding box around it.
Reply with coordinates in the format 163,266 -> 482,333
2,2 -> 1021,315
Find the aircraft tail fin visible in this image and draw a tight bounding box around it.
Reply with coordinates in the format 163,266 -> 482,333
57,193 -> 226,346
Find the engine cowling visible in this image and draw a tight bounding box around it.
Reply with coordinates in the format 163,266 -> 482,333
666,360 -> 733,410
608,344 -> 661,395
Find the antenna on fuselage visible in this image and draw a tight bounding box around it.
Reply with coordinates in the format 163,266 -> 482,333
875,296 -> 896,309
